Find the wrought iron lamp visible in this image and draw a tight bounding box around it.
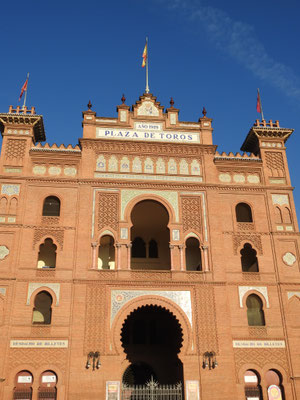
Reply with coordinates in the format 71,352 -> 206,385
202,351 -> 218,370
86,351 -> 101,370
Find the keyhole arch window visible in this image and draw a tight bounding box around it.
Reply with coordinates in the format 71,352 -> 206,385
246,294 -> 265,326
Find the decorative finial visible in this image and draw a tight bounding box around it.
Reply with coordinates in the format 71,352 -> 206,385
121,94 -> 126,104
202,107 -> 207,117
87,100 -> 92,110
170,97 -> 174,108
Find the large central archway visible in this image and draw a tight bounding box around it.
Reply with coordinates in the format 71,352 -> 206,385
121,305 -> 183,385
130,200 -> 171,270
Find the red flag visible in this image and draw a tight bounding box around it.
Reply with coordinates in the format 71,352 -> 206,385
19,78 -> 28,101
256,90 -> 262,113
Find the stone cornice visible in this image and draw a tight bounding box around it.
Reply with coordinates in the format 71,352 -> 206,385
79,138 -> 217,156
0,175 -> 295,192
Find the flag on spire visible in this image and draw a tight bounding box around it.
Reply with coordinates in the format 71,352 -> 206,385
19,74 -> 29,101
256,88 -> 265,120
142,41 -> 148,68
256,89 -> 262,113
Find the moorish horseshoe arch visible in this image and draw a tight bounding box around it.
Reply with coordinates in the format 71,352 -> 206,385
111,295 -> 192,357
123,193 -> 177,225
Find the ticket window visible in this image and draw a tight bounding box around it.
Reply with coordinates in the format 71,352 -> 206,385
14,371 -> 33,399
38,371 -> 57,399
244,370 -> 262,400
265,370 -> 284,400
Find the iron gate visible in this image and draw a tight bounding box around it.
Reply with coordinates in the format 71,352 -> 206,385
121,377 -> 183,400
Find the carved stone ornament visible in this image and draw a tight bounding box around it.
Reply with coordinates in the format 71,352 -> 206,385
238,286 -> 269,308
64,167 -> 77,176
26,283 -> 60,306
48,166 -> 61,176
233,174 -> 246,183
271,194 -> 289,206
219,173 -> 231,183
111,289 -> 192,327
137,101 -> 159,117
1,184 -> 20,196
33,165 -> 46,175
0,246 -> 9,260
282,252 -> 296,266
247,175 -> 260,184
121,189 -> 179,222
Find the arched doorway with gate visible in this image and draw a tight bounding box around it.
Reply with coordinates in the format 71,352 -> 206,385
121,305 -> 184,386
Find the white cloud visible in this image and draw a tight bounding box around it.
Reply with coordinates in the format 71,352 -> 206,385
159,0 -> 300,99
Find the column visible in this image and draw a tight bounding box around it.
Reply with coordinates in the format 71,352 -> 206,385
202,245 -> 209,272
169,244 -> 175,271
179,245 -> 184,271
126,243 -> 132,270
116,244 -> 121,270
91,242 -> 98,269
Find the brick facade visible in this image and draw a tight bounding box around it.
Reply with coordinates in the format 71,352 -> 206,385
0,95 -> 299,399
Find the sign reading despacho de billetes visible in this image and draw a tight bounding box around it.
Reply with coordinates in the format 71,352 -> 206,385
10,340 -> 68,348
232,340 -> 285,348
96,127 -> 200,144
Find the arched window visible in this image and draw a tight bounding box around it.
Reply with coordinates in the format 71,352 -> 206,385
265,370 -> 285,400
283,207 -> 292,224
32,291 -> 53,324
185,237 -> 202,271
98,235 -> 115,269
240,243 -> 259,272
244,370 -> 262,400
149,239 -> 158,258
37,238 -> 57,268
246,294 -> 265,326
132,237 -> 146,258
14,370 -> 33,399
42,196 -> 60,217
274,206 -> 283,224
38,371 -> 57,400
236,203 -> 253,222
0,197 -> 7,215
9,197 -> 18,215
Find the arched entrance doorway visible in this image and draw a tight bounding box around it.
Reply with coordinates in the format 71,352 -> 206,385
130,200 -> 171,270
121,305 -> 183,385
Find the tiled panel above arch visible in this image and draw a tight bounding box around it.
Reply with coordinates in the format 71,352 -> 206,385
95,153 -> 202,179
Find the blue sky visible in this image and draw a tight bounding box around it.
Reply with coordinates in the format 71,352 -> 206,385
1,0 -> 300,213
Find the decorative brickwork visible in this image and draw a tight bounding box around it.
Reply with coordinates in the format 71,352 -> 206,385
35,269 -> 56,278
33,228 -> 64,249
195,285 -> 219,353
234,348 -> 288,378
182,196 -> 202,233
233,234 -> 263,255
41,216 -> 60,226
98,192 -> 119,232
5,139 -> 26,161
265,152 -> 285,177
237,222 -> 255,231
8,348 -> 67,373
84,285 -> 106,355
30,325 -> 51,337
242,272 -> 261,281
248,327 -> 267,337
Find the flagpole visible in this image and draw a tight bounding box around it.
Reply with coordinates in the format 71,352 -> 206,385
257,88 -> 264,121
145,37 -> 149,93
23,72 -> 29,109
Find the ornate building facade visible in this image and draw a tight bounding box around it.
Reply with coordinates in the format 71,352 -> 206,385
0,93 -> 299,400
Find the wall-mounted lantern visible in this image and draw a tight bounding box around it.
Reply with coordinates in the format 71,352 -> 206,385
86,351 -> 101,370
202,351 -> 218,370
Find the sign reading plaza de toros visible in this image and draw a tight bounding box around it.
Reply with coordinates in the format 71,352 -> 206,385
96,122 -> 200,143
